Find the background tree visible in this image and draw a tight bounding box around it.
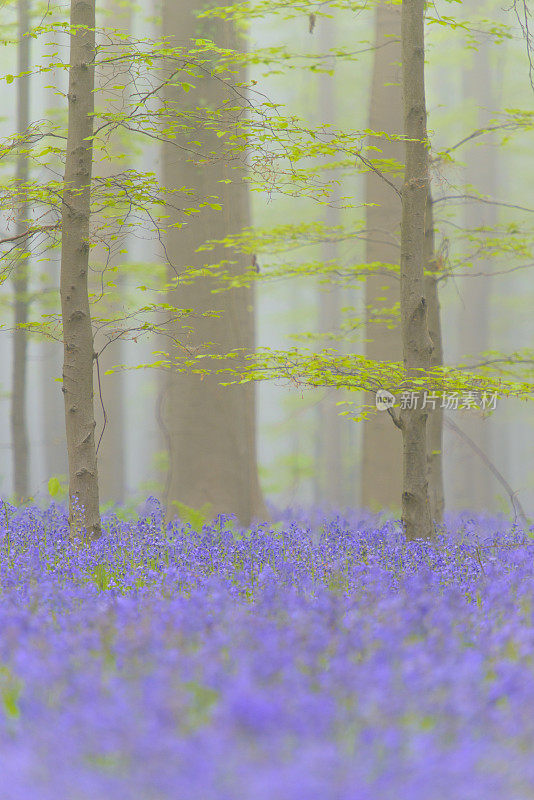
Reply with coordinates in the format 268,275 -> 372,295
424,191 -> 445,522
39,11 -> 69,488
362,0 -> 403,512
161,0 -> 264,525
452,26 -> 496,512
11,0 -> 31,500
316,14 -> 345,508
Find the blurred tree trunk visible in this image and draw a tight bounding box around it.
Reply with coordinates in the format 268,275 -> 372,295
316,16 -> 344,508
362,0 -> 403,512
40,9 -> 68,486
41,281 -> 67,482
399,0 -> 434,540
161,0 -> 264,525
60,0 -> 101,540
424,192 -> 445,522
11,0 -> 31,500
453,30 -> 495,511
91,0 -> 132,506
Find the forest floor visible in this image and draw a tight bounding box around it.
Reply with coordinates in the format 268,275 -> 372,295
0,501 -> 533,798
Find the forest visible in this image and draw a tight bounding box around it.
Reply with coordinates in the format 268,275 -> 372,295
0,0 -> 533,796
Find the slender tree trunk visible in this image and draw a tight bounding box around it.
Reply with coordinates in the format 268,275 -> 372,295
316,15 -> 344,508
60,0 -> 101,540
11,0 -> 31,500
424,191 -> 445,522
161,0 -> 264,525
41,283 -> 68,481
362,0 -> 403,512
41,15 -> 69,485
454,27 -> 495,511
399,0 -> 434,540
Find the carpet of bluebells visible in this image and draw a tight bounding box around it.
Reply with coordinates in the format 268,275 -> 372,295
1,499 -> 534,799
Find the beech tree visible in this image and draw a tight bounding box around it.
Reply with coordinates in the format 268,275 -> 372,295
362,0 -> 403,512
454,24 -> 497,511
397,0 -> 434,539
60,0 -> 101,540
12,0 -> 31,500
423,192 -> 444,523
316,15 -> 345,507
161,0 -> 265,525
40,15 -> 69,486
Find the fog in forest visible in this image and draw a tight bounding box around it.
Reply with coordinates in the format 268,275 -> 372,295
0,0 -> 532,524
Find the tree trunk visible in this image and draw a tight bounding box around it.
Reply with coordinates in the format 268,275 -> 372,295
11,0 -> 31,501
41,284 -> 68,482
423,191 -> 445,522
41,15 -> 69,486
453,27 -> 495,512
362,0 -> 403,512
60,0 -> 101,541
316,15 -> 345,508
399,0 -> 434,540
161,0 -> 264,526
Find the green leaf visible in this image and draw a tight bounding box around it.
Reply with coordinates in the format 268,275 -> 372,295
0,665 -> 22,720
171,500 -> 211,533
48,477 -> 61,498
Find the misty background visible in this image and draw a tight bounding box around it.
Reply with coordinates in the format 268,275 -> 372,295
0,0 -> 532,518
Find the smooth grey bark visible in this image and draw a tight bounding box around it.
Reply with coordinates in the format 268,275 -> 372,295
60,0 -> 101,540
362,0 -> 403,512
399,0 -> 434,540
423,191 -> 445,522
161,0 -> 265,525
11,0 -> 31,500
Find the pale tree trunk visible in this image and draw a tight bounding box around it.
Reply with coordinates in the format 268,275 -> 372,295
316,16 -> 344,508
38,13 -> 68,488
11,0 -> 31,500
423,191 -> 445,522
41,14 -> 68,485
60,0 -> 101,540
161,0 -> 264,525
41,282 -> 68,481
91,0 -> 132,506
453,28 -> 495,511
362,0 -> 403,512
399,0 -> 434,540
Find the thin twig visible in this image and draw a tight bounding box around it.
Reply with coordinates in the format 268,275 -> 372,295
94,352 -> 107,457
445,415 -> 530,528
